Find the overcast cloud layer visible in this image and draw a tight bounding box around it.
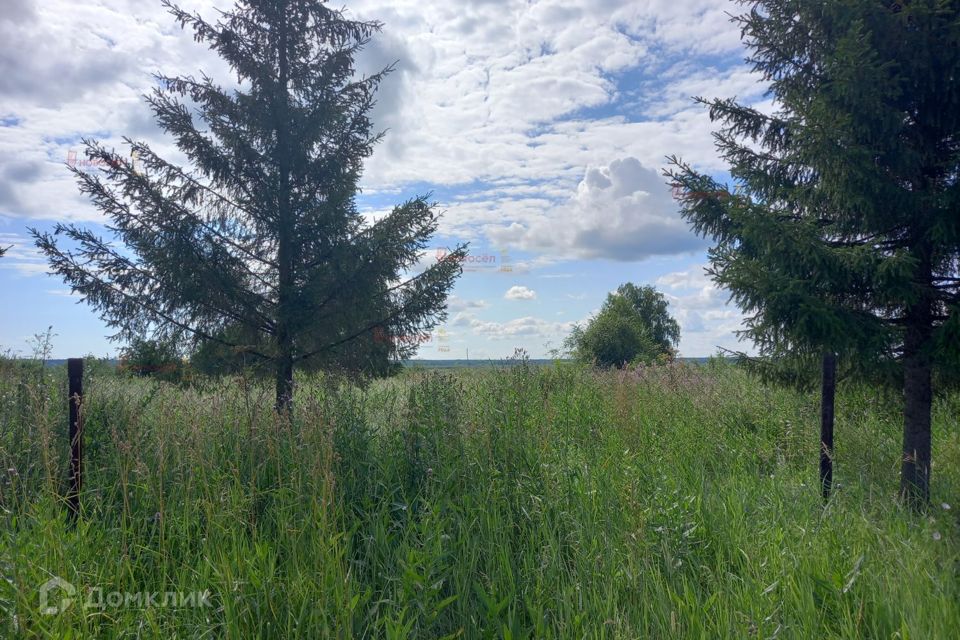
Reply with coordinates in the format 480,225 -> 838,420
0,0 -> 766,358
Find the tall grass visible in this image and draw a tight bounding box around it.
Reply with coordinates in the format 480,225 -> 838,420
1,359 -> 958,638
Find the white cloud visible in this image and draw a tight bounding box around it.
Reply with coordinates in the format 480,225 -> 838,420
504,285 -> 536,300
446,294 -> 488,311
487,157 -> 704,261
0,0 -> 231,222
656,265 -> 726,309
46,288 -> 81,298
655,263 -> 749,356
451,312 -> 573,341
0,0 -> 754,241
0,0 -> 764,357
351,0 -> 750,192
0,232 -> 47,276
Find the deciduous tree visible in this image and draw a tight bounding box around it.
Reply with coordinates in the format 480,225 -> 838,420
566,284 -> 679,368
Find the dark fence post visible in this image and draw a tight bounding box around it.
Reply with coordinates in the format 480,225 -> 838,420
820,352 -> 837,501
67,358 -> 84,521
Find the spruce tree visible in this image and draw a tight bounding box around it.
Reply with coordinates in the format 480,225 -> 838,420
667,0 -> 960,505
32,0 -> 465,413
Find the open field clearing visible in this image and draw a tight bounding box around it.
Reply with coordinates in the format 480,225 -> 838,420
2,361 -> 958,638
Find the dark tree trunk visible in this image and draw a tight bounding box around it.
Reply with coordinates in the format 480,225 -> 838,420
273,4 -> 294,418
67,358 -> 84,521
900,316 -> 933,507
819,351 -> 836,501
900,248 -> 934,508
275,352 -> 294,416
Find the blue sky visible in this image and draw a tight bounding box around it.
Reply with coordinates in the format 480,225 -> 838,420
0,0 -> 769,360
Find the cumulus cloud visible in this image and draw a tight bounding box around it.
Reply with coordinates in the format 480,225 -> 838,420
504,285 -> 536,300
446,294 -> 488,312
0,0 -> 230,222
437,309 -> 576,358
655,264 -> 748,356
0,0 -> 755,231
452,312 -> 573,341
354,29 -> 419,161
657,265 -> 726,309
487,157 -> 704,261
0,232 -> 48,276
0,0 -> 764,357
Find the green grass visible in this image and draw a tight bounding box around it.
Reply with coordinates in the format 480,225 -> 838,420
1,359 -> 958,638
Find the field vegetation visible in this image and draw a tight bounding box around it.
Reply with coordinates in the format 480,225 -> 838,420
2,359 -> 957,638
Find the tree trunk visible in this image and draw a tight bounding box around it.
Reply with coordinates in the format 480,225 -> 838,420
900,247 -> 934,508
900,316 -> 933,507
275,351 -> 294,417
273,3 -> 294,418
819,351 -> 836,501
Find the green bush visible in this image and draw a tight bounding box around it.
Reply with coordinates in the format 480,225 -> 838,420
117,337 -> 189,383
566,284 -> 680,368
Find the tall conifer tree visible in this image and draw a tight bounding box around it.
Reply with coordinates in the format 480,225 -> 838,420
33,0 -> 465,412
667,0 -> 960,505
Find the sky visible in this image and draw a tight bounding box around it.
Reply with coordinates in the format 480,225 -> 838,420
0,0 -> 771,360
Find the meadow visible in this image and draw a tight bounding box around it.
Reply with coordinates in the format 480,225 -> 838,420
1,359 -> 958,638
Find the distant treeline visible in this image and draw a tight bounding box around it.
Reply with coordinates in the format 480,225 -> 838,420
29,356 -> 720,370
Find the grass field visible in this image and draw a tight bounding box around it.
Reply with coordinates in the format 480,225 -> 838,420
1,359 -> 958,638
